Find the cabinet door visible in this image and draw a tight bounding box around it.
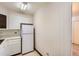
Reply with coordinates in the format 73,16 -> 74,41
22,34 -> 33,54
7,38 -> 21,55
7,43 -> 21,55
0,39 -> 9,56
0,44 -> 9,56
0,38 -> 21,56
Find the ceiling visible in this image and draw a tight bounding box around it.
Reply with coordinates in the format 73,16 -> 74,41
0,2 -> 49,15
1,2 -> 79,16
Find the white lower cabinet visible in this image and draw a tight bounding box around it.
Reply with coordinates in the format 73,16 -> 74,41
0,38 -> 21,56
7,38 -> 21,55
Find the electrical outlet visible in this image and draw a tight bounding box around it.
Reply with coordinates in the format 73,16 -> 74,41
14,32 -> 17,34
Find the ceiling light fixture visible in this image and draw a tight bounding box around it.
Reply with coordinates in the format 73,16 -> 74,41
17,2 -> 31,11
21,2 -> 27,10
23,4 -> 28,10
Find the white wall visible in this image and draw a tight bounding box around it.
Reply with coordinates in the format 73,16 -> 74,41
34,3 -> 72,56
0,5 -> 33,29
8,11 -> 33,29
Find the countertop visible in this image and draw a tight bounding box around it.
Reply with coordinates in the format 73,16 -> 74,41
0,36 -> 21,40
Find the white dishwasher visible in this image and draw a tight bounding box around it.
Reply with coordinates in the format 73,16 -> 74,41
0,37 -> 21,56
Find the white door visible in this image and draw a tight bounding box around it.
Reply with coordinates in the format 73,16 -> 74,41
21,24 -> 34,54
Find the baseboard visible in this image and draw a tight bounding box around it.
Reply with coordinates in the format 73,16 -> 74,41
35,48 -> 43,56
22,50 -> 34,55
11,52 -> 21,56
11,49 -> 43,56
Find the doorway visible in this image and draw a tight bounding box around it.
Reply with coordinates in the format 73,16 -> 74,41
20,23 -> 34,55
72,2 -> 79,56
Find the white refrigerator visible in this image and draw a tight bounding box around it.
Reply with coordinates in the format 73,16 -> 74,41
21,24 -> 34,54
